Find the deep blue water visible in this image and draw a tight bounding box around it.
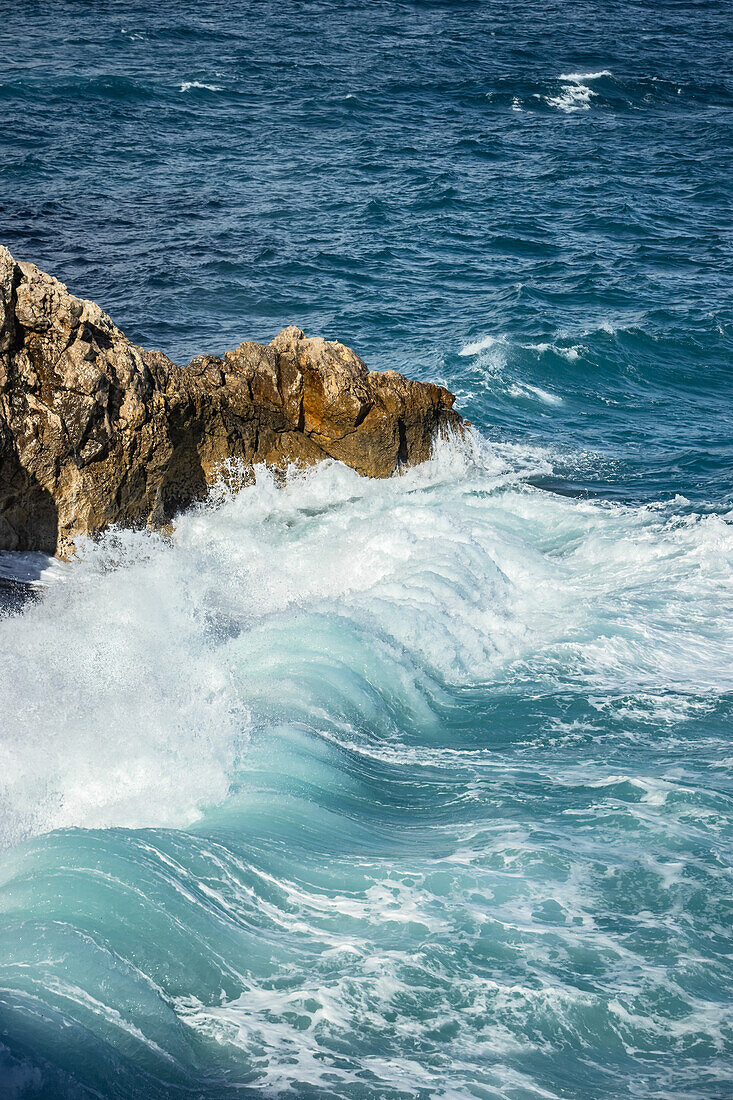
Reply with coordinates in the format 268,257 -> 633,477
1,2 -> 733,1097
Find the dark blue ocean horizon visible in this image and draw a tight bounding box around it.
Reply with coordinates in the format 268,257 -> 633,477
1,2 -> 732,1097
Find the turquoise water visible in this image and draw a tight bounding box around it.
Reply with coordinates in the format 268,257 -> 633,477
1,2 -> 733,1097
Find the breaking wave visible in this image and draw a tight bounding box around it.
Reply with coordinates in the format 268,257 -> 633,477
1,428 -> 731,1097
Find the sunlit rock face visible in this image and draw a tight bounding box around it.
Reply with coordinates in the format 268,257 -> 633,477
0,247 -> 461,555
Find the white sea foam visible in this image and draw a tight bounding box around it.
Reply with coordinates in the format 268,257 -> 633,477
509,382 -> 564,405
529,341 -> 581,361
459,333 -> 581,361
546,83 -> 595,112
558,70 -> 613,82
545,70 -> 611,112
458,334 -> 574,404
0,431 -> 731,848
459,333 -> 500,355
0,550 -> 65,587
179,81 -> 222,92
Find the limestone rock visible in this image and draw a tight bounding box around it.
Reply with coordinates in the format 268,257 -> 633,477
0,247 -> 462,555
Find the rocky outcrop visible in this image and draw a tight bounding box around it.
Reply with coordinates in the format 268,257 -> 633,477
0,247 -> 462,555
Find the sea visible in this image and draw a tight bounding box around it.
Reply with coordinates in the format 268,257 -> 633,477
1,2 -> 732,1097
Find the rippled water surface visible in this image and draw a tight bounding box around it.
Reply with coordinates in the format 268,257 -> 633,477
1,2 -> 732,1097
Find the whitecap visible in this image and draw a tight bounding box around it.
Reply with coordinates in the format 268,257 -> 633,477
558,70 -> 613,82
507,336 -> 581,359
508,381 -> 562,405
459,333 -> 500,356
547,83 -> 596,112
521,340 -> 582,361
179,81 -> 222,93
546,70 -> 612,112
521,383 -> 564,405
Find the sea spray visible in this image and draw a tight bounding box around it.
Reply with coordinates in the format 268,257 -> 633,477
1,427 -> 732,1097
2,0 -> 732,1093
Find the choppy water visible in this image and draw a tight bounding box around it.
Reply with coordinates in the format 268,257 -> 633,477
1,2 -> 732,1097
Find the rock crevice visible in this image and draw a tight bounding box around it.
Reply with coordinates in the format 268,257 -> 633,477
0,247 -> 462,555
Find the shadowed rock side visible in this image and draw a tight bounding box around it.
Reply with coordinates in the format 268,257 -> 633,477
0,247 -> 462,555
